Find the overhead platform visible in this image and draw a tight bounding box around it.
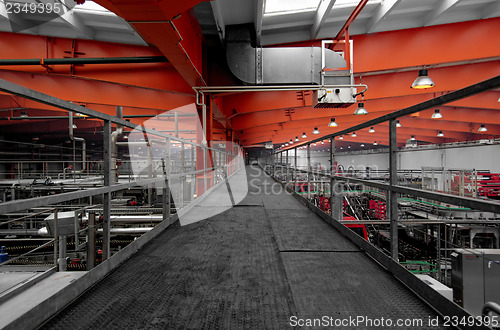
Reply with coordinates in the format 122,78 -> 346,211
41,165 -> 444,329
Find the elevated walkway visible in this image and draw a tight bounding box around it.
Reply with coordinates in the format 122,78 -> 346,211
34,165 -> 443,328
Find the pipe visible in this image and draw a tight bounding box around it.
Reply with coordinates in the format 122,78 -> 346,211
69,112 -> 86,174
97,227 -> 153,234
37,226 -> 154,237
334,0 -> 369,41
111,106 -> 123,183
0,56 -> 168,66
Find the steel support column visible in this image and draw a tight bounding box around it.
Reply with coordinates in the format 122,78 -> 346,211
294,148 -> 297,182
307,145 -> 311,200
87,212 -> 96,270
102,119 -> 112,261
286,150 -> 289,184
163,137 -> 171,222
388,118 -> 399,261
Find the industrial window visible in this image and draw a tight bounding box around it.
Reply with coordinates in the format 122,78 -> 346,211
264,0 -> 321,15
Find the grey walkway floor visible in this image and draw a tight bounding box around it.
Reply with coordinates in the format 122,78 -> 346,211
42,165 -> 443,329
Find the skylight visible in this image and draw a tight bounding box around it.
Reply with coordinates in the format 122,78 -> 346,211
264,0 -> 321,15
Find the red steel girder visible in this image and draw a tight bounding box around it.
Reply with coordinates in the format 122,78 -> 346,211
353,17 -> 500,74
278,18 -> 500,75
0,32 -> 193,95
0,70 -> 194,112
94,0 -> 206,87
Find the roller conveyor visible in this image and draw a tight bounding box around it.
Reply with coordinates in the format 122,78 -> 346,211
41,165 -> 445,329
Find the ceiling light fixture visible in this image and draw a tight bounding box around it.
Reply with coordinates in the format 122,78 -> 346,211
285,143 -> 289,146
351,132 -> 357,137
313,127 -> 320,134
302,132 -> 307,138
437,131 -> 444,137
339,135 -> 343,140
321,140 -> 324,144
289,139 -> 293,144
353,102 -> 368,115
411,69 -> 435,89
396,120 -> 402,128
72,123 -> 77,129
19,111 -> 28,118
328,117 -> 338,127
410,135 -> 416,141
361,144 -> 365,147
478,124 -> 488,132
373,141 -> 378,145
369,127 -> 375,133
294,136 -> 299,142
432,109 -> 443,119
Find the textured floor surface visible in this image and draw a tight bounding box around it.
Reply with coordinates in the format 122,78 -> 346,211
42,165 -> 444,329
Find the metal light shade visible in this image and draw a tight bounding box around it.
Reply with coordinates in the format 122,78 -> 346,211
339,135 -> 343,140
351,132 -> 357,137
312,127 -> 320,134
432,109 -> 442,119
373,141 -> 378,145
328,117 -> 338,127
19,111 -> 28,118
396,120 -> 402,128
369,127 -> 375,133
437,131 -> 444,137
294,136 -> 299,142
301,132 -> 307,138
289,139 -> 293,144
353,102 -> 368,115
410,135 -> 416,141
411,69 -> 435,89
72,124 -> 77,129
478,124 -> 488,132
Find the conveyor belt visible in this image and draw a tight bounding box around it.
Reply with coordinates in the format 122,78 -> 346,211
42,165 -> 444,329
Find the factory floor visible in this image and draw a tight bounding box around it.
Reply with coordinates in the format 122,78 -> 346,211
42,165 -> 444,329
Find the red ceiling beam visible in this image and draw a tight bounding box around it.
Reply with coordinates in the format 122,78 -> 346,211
0,70 -> 193,112
0,32 -> 193,95
94,0 -> 207,87
279,18 -> 500,75
359,62 -> 500,101
353,17 -> 500,75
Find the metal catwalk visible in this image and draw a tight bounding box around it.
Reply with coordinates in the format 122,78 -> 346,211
42,165 -> 443,329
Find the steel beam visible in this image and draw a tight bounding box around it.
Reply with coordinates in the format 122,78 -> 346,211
87,212 -> 96,270
102,120 -> 111,261
388,118 -> 399,260
290,74 -> 500,147
311,0 -> 336,39
0,77 -> 205,149
307,144 -> 311,200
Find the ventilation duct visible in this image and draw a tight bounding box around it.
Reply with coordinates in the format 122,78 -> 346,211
225,25 -> 356,108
